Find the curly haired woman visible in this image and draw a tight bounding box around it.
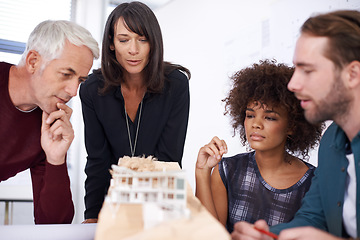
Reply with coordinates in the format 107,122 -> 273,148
195,59 -> 325,233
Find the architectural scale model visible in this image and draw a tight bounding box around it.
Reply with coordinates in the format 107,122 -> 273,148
105,156 -> 190,227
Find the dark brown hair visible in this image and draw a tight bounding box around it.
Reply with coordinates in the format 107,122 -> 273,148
301,10 -> 360,70
98,1 -> 190,94
224,59 -> 325,160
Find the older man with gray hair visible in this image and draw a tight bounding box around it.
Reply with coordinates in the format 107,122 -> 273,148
0,20 -> 99,224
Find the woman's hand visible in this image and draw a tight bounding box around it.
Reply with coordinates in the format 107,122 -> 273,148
196,136 -> 228,170
195,136 -> 228,221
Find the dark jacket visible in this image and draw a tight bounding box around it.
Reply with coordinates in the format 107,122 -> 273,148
79,69 -> 190,219
271,122 -> 360,237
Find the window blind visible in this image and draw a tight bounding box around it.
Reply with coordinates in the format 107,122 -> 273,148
0,0 -> 72,63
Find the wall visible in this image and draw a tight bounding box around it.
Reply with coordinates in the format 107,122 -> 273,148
155,0 -> 360,192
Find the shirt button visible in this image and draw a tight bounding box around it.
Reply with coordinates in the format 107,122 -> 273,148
341,167 -> 345,172
337,201 -> 341,207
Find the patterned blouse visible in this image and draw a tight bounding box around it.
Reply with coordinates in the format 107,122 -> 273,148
218,151 -> 315,233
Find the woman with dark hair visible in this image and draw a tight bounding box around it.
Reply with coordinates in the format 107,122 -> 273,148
195,60 -> 324,233
80,1 -> 191,223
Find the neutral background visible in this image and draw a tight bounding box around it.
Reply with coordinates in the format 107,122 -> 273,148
1,0 -> 359,225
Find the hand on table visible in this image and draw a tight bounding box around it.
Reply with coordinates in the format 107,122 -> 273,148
231,220 -> 345,240
82,218 -> 98,224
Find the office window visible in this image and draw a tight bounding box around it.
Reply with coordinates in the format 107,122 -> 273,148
0,0 -> 72,64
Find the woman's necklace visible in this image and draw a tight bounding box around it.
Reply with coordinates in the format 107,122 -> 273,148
124,99 -> 143,157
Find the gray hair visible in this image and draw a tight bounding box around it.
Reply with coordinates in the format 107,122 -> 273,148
19,20 -> 99,66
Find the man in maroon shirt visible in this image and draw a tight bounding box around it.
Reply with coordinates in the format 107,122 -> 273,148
0,20 -> 99,224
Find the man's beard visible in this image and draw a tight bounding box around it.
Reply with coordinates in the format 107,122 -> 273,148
305,75 -> 352,124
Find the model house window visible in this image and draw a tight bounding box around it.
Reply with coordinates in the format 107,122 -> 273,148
176,178 -> 184,190
176,194 -> 184,200
168,177 -> 175,189
152,177 -> 159,188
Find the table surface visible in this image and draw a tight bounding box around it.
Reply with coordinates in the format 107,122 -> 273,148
0,223 -> 97,240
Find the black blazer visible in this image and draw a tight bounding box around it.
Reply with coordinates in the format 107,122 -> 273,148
79,69 -> 190,219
